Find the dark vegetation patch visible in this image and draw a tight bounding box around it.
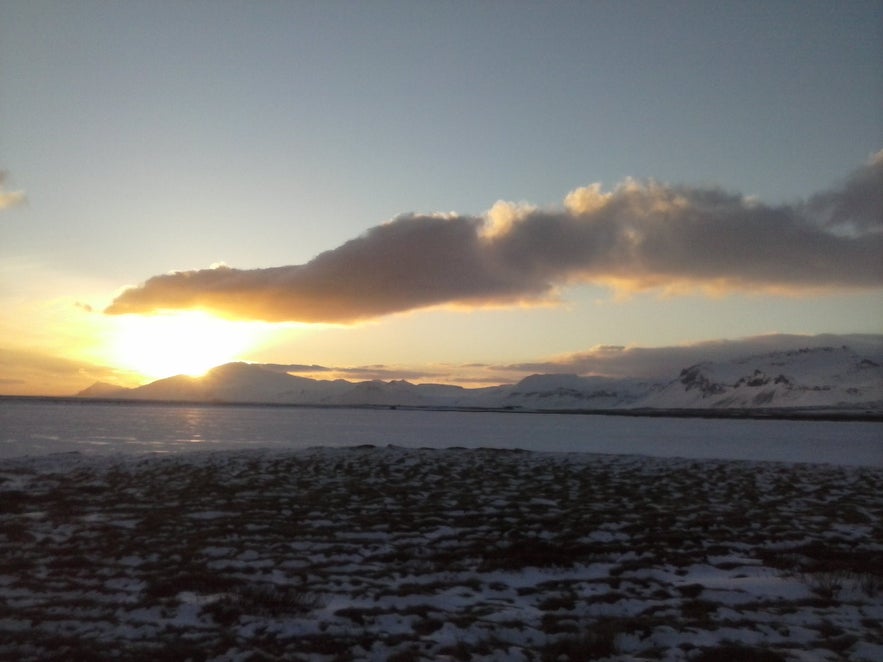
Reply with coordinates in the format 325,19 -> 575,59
693,644 -> 788,662
0,446 -> 879,661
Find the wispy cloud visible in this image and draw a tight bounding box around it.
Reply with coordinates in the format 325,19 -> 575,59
0,347 -> 134,396
106,152 -> 883,323
260,362 -> 446,382
0,172 -> 26,211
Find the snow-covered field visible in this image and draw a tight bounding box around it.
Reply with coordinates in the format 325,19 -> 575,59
2,400 -> 881,466
1,445 -> 880,661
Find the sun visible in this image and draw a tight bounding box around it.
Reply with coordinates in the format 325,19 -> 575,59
106,311 -> 268,380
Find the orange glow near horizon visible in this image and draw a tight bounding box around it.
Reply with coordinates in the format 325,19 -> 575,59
104,311 -> 270,380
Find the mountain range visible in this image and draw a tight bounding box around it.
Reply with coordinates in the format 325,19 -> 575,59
78,344 -> 883,413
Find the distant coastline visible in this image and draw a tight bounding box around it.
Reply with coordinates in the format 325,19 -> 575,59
3,394 -> 881,423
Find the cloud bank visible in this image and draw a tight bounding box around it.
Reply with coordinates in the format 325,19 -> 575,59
106,152 -> 883,323
499,333 -> 883,380
258,334 -> 883,385
260,362 -> 440,382
0,347 -> 132,396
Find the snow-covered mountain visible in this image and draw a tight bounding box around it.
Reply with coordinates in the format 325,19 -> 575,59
641,346 -> 883,410
77,344 -> 883,411
491,373 -> 659,410
99,363 -> 351,405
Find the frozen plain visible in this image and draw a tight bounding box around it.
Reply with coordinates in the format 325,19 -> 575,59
1,400 -> 881,465
0,401 -> 881,660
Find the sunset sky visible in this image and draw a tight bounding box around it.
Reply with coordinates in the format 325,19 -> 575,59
1,1 -> 881,395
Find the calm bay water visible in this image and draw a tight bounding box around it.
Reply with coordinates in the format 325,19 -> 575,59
1,399 -> 881,466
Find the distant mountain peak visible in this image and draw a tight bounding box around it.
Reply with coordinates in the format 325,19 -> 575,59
74,343 -> 883,412
76,381 -> 130,398
645,343 -> 882,410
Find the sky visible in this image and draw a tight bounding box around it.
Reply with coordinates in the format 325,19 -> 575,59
1,0 -> 881,395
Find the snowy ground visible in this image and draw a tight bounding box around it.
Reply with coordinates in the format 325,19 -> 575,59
0,446 -> 881,661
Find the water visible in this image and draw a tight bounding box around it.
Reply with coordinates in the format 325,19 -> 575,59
1,399 -> 881,466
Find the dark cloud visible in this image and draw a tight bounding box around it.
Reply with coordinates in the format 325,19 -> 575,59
804,151 -> 883,234
106,153 -> 883,323
499,333 -> 883,379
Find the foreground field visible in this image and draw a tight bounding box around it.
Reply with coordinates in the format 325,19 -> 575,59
0,446 -> 881,661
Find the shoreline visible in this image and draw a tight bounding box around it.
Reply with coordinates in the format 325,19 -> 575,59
3,394 -> 882,423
